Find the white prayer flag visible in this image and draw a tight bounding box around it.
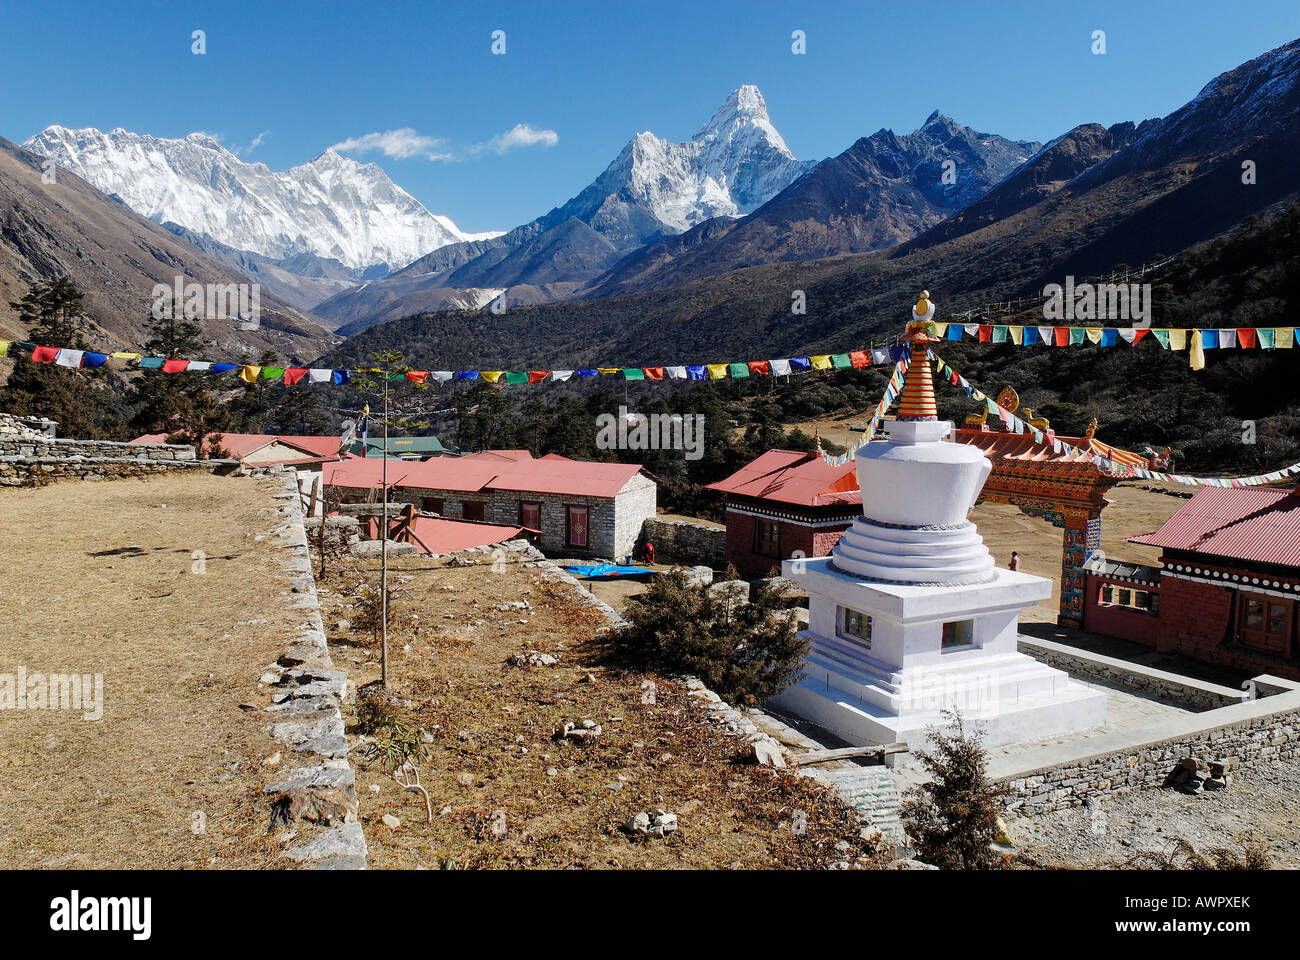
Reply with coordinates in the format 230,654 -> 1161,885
308,368 -> 332,383
54,349 -> 84,368
769,359 -> 792,376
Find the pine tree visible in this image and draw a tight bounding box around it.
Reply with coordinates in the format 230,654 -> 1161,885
9,275 -> 87,348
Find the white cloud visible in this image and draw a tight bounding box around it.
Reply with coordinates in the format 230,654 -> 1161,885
330,127 -> 452,161
476,123 -> 559,155
330,123 -> 558,162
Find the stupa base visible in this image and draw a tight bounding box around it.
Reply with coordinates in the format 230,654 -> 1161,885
768,648 -> 1107,749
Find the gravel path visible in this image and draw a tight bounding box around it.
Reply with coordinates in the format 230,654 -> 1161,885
1006,756 -> 1300,868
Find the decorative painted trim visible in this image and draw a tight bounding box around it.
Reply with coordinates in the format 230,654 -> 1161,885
725,504 -> 861,527
856,515 -> 974,532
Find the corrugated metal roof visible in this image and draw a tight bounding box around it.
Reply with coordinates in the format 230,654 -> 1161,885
132,432 -> 343,463
322,454 -> 643,499
956,429 -> 1147,468
1129,486 -> 1300,567
706,450 -> 861,507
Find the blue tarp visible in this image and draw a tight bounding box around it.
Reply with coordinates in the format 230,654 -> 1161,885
564,563 -> 654,578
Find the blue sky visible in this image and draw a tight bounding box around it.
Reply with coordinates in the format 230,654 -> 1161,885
2,0 -> 1297,233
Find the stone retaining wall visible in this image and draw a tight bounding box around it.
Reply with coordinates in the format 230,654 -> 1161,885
0,436 -> 195,460
0,455 -> 208,486
642,516 -> 726,568
995,687 -> 1300,814
1018,636 -> 1242,711
257,471 -> 367,869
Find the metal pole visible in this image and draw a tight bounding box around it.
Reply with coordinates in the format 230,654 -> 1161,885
381,365 -> 389,690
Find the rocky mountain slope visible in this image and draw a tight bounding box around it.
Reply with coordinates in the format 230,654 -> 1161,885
23,125 -> 497,276
0,136 -> 336,362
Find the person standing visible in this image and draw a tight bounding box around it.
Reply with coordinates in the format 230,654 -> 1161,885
1008,551 -> 1021,572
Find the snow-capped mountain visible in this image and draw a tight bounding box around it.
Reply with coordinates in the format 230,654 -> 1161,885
315,85 -> 813,330
594,83 -> 813,236
22,125 -> 498,272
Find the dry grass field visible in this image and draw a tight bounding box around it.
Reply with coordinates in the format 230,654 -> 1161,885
320,553 -> 887,869
0,473 -> 296,868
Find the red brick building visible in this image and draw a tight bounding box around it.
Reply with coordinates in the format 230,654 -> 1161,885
706,450 -> 862,580
1081,557 -> 1162,644
1083,486 -> 1300,679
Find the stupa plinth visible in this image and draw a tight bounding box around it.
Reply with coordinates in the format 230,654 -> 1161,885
770,294 -> 1107,748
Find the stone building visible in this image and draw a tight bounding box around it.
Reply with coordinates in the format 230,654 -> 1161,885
706,450 -> 861,579
323,452 -> 656,560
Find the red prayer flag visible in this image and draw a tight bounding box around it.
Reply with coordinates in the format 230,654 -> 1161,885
161,359 -> 189,373
978,324 -> 993,342
31,346 -> 59,363
528,370 -> 549,383
1237,327 -> 1257,348
1132,328 -> 1150,346
747,361 -> 769,376
642,366 -> 664,380
849,350 -> 870,368
1054,326 -> 1070,346
404,371 -> 429,384
283,367 -> 308,385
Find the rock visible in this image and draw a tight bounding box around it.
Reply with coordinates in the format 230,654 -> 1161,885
487,810 -> 507,840
350,539 -> 418,557
456,772 -> 474,787
268,786 -> 358,828
707,580 -> 750,604
381,813 -> 401,828
261,751 -> 282,767
752,740 -> 786,768
506,650 -> 559,668
887,858 -> 940,870
625,810 -> 678,838
680,565 -> 714,587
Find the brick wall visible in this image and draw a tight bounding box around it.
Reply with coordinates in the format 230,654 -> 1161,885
724,508 -> 853,580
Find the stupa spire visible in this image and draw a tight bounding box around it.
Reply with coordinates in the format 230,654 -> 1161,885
896,291 -> 940,421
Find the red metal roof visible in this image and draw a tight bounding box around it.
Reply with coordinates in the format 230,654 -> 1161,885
706,450 -> 861,507
322,454 -> 643,499
1129,486 -> 1300,567
131,432 -> 343,463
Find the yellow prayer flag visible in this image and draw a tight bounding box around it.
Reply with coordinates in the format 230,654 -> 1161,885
1167,329 -> 1188,351
239,365 -> 262,383
1085,327 -> 1103,344
1278,328 -> 1295,349
1189,329 -> 1205,371
0,340 -> 9,358
1008,326 -> 1023,345
810,354 -> 832,370
481,371 -> 504,382
597,367 -> 621,376
933,323 -> 948,339
111,351 -> 142,360
706,363 -> 728,380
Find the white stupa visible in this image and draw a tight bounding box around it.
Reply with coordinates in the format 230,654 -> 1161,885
770,294 -> 1106,748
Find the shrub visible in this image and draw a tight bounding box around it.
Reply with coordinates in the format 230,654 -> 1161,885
614,565 -> 808,705
900,709 -> 1007,869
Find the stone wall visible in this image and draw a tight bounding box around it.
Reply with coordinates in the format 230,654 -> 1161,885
642,515 -> 726,568
0,455 -> 207,486
0,436 -> 196,460
994,684 -> 1300,814
1018,636 -> 1242,710
259,472 -> 367,869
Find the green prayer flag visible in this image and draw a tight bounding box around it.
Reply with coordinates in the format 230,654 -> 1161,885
261,366 -> 285,380
1258,328 -> 1275,349
1068,327 -> 1086,345
728,362 -> 750,378
504,371 -> 528,384
992,325 -> 1008,343
831,353 -> 852,369
622,367 -> 645,380
139,357 -> 165,369
1152,329 -> 1171,348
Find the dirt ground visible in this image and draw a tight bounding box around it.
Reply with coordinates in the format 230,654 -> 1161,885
318,552 -> 888,869
0,473 -> 293,868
